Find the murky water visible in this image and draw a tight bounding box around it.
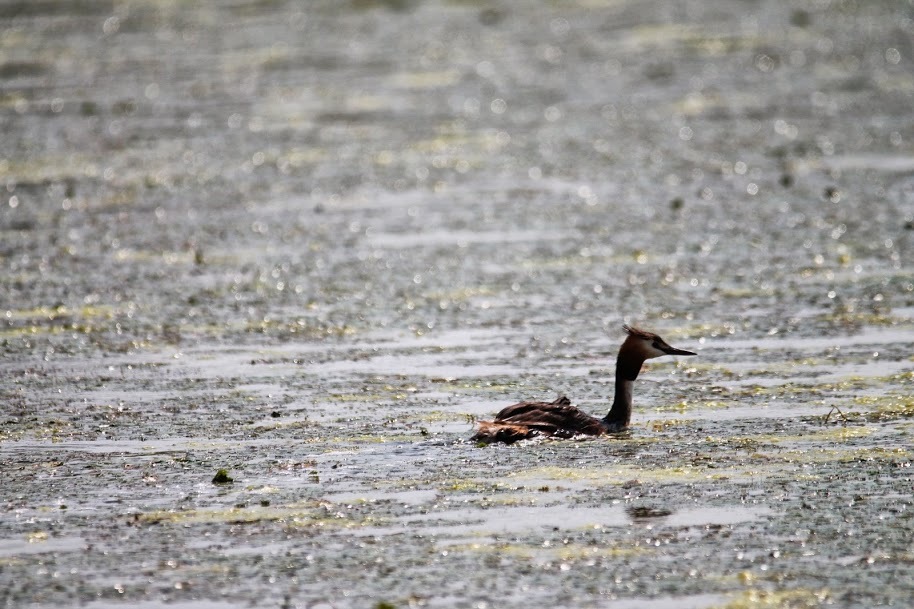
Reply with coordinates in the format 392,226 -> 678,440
2,1 -> 914,608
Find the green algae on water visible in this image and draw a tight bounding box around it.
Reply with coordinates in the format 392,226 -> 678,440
212,469 -> 234,484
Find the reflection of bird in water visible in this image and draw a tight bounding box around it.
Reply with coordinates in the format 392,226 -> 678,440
472,325 -> 696,444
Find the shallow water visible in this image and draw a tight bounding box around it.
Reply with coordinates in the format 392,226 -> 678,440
2,1 -> 914,608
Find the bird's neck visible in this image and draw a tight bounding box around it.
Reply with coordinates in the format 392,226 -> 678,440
603,350 -> 644,429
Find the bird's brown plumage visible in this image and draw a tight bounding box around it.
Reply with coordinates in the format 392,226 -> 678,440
471,396 -> 607,444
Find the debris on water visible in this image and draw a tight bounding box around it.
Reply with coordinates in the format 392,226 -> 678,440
627,506 -> 673,520
791,9 -> 812,27
822,405 -> 850,426
212,469 -> 234,484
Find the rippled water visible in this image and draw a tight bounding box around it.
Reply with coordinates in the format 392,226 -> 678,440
2,1 -> 913,608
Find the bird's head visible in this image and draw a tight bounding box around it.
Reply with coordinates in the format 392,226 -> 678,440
621,324 -> 696,360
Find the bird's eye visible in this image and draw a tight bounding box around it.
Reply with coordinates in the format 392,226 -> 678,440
652,342 -> 661,349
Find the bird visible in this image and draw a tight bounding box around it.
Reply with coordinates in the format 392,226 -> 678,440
471,325 -> 696,444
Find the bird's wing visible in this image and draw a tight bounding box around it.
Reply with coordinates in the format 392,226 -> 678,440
493,398 -> 604,437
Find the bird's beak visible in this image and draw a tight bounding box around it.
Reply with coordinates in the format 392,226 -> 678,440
664,347 -> 696,356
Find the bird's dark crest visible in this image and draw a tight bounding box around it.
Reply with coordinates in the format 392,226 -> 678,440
622,324 -> 659,341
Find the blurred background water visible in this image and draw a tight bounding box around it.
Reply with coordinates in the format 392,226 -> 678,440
2,0 -> 912,351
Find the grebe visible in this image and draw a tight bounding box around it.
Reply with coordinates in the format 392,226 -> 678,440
472,325 -> 695,444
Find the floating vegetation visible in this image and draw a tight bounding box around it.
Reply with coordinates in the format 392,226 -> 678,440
816,309 -> 901,329
212,469 -> 234,484
852,395 -> 914,421
655,399 -> 735,413
509,464 -> 734,486
451,539 -> 646,562
714,588 -> 830,609
627,505 -> 673,519
132,504 -> 370,528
